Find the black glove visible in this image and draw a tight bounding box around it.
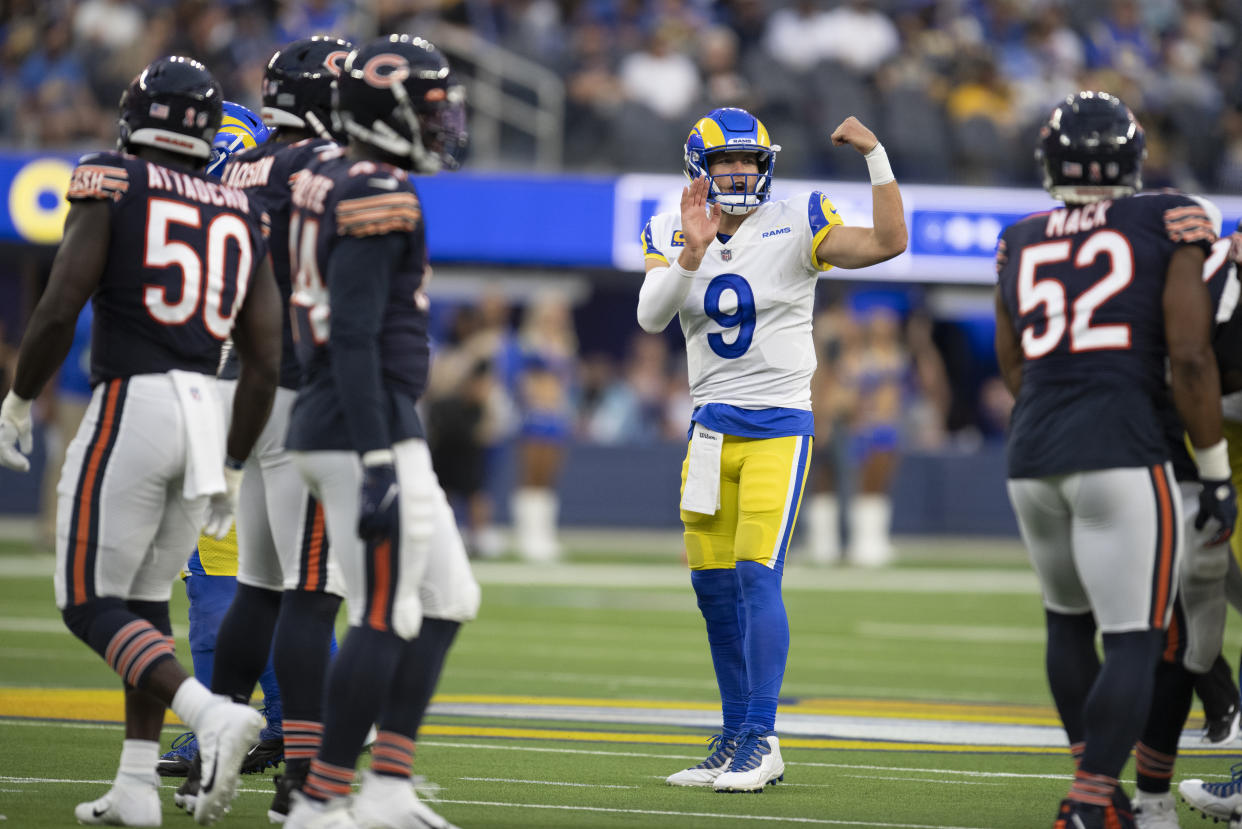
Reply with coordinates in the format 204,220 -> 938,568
358,461 -> 400,542
1197,477 -> 1239,547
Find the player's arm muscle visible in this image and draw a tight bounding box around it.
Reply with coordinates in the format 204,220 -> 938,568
11,201 -> 110,399
814,181 -> 907,269
327,234 -> 399,454
227,254 -> 280,460
994,286 -> 1023,397
1165,244 -> 1225,449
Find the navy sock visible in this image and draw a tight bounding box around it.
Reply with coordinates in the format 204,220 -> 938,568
378,618 -> 460,741
1136,660 -> 1193,793
1080,629 -> 1164,779
1045,609 -> 1099,745
319,625 -> 403,771
736,560 -> 788,732
273,590 -> 341,723
212,583 -> 281,703
690,568 -> 748,736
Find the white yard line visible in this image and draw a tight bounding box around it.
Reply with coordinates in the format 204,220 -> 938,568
460,776 -> 638,789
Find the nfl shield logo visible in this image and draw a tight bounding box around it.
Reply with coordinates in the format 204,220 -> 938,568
721,249 -> 732,262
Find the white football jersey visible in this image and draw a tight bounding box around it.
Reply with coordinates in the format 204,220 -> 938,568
642,191 -> 843,411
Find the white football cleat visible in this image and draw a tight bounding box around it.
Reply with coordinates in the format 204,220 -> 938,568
1133,790 -> 1179,829
1180,773 -> 1242,821
352,771 -> 458,829
666,734 -> 736,787
713,731 -> 784,793
74,783 -> 161,826
283,793 -> 359,829
193,698 -> 263,826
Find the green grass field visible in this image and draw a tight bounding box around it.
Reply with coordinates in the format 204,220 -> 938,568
2,536 -> 1241,828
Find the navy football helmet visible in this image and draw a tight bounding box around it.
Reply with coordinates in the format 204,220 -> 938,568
262,36 -> 354,140
684,108 -> 779,215
334,34 -> 467,173
1038,91 -> 1145,204
118,56 -> 222,160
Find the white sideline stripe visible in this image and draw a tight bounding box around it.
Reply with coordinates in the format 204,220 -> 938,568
461,776 -> 638,789
841,774 -> 1003,787
432,797 -> 987,829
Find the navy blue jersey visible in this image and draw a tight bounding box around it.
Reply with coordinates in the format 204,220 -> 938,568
218,137 -> 339,389
65,151 -> 268,385
285,153 -> 430,454
1164,225 -> 1240,481
997,193 -> 1217,478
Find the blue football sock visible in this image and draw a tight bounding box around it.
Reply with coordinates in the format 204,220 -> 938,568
736,560 -> 788,732
257,660 -> 283,737
690,568 -> 747,736
185,573 -> 239,687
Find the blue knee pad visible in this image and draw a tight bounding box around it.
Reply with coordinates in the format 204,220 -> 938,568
185,573 -> 239,686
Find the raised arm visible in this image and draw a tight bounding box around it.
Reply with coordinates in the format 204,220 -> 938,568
637,176 -> 720,332
815,117 -> 908,270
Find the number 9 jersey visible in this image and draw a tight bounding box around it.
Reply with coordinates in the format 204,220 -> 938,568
642,192 -> 843,415
66,150 -> 268,384
996,192 -> 1218,478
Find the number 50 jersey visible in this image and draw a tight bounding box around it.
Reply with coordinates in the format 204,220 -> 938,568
66,150 -> 268,384
996,192 -> 1217,479
642,192 -> 844,413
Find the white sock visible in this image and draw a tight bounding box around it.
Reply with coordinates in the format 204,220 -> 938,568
802,493 -> 840,565
170,678 -> 217,733
116,739 -> 159,787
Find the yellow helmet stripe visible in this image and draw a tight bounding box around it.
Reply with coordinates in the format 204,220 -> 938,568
695,117 -> 727,150
756,119 -> 770,149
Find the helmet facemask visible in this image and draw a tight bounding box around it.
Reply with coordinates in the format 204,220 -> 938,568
703,151 -> 771,215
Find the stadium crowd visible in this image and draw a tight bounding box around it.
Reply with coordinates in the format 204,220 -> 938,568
1,0 -> 1242,191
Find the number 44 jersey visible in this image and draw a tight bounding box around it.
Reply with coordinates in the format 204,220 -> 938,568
642,192 -> 843,413
66,150 -> 268,384
996,192 -> 1218,479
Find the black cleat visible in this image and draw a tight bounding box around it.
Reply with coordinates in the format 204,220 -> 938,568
173,753 -> 201,813
241,736 -> 284,774
156,731 -> 197,778
267,765 -> 308,824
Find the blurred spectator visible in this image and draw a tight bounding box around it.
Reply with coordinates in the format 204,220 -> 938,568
510,293 -> 578,563
819,0 -> 900,78
582,331 -> 672,444
696,24 -> 756,113
617,23 -> 700,121
762,0 -> 828,74
903,309 -> 951,451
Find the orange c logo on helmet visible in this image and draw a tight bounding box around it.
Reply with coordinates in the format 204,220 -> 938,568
362,54 -> 410,89
323,51 -> 349,76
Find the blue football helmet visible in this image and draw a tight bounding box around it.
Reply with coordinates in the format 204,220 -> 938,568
683,107 -> 779,215
1037,91 -> 1145,204
206,101 -> 271,177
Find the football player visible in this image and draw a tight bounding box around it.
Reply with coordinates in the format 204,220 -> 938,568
279,35 -> 473,829
155,100 -> 285,783
638,107 -> 907,792
994,91 -> 1236,829
0,56 -> 282,826
171,38 -> 355,823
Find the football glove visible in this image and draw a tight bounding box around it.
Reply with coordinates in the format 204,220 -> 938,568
358,451 -> 399,542
203,458 -> 244,540
0,392 -> 33,473
1196,477 -> 1238,547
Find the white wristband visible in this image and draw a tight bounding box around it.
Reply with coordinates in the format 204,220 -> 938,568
362,449 -> 395,467
864,142 -> 895,186
1195,439 -> 1231,481
1,391 -> 31,422
671,259 -> 698,279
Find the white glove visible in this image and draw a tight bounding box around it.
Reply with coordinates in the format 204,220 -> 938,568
0,392 -> 33,473
203,459 -> 244,540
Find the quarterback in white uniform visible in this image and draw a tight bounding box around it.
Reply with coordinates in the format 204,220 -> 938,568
638,107 -> 907,792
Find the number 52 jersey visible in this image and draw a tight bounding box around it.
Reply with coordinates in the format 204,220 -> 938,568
642,192 -> 843,413
996,192 -> 1217,479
